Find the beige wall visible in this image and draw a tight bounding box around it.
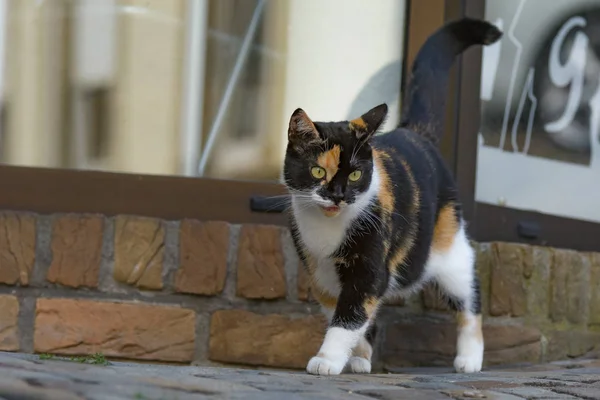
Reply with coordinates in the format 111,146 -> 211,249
4,0 -> 68,168
107,0 -> 184,175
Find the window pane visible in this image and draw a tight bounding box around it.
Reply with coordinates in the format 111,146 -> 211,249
477,0 -> 600,223
0,0 -> 407,181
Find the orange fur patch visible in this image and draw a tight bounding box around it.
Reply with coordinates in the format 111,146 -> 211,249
317,145 -> 341,182
363,296 -> 379,319
312,286 -> 338,309
432,204 -> 459,252
400,159 -> 421,214
386,158 -> 420,273
373,150 -> 394,215
457,312 -> 483,343
387,239 -> 414,274
349,117 -> 367,130
352,338 -> 373,360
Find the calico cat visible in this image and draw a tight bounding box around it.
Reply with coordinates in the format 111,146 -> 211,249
282,17 -> 503,376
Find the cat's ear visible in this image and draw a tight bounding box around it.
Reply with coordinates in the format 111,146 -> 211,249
349,103 -> 388,141
288,108 -> 320,144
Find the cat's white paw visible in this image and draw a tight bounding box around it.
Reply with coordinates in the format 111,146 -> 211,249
306,356 -> 345,375
453,354 -> 483,373
348,356 -> 371,374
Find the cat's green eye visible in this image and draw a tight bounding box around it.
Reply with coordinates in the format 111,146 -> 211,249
311,166 -> 326,179
348,170 -> 362,182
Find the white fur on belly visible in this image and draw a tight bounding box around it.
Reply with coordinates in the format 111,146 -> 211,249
314,258 -> 342,297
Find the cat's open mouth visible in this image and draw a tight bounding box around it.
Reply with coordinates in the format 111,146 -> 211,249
320,205 -> 341,217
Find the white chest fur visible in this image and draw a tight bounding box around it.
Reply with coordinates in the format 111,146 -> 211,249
291,204 -> 351,297
292,203 -> 352,258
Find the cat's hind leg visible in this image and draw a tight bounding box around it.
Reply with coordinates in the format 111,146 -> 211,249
426,224 -> 484,373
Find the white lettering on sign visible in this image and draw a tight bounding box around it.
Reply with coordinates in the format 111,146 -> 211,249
544,16 -> 588,134
499,0 -> 526,150
489,10 -> 599,160
511,67 -> 537,154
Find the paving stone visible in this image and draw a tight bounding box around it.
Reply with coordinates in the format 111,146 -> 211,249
236,224 -> 287,299
0,351 -> 599,399
0,296 -> 18,351
175,220 -> 229,296
0,376 -> 85,400
34,298 -> 195,362
0,212 -> 35,286
552,386 -> 600,399
47,214 -> 103,288
495,386 -> 580,399
113,215 -> 164,290
357,387 -> 451,399
442,388 -> 523,399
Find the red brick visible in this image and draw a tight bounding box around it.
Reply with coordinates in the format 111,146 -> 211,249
0,212 -> 35,285
113,216 -> 164,290
0,295 -> 19,351
47,215 -> 103,288
550,249 -> 589,324
236,225 -> 286,299
175,220 -> 228,295
590,252 -> 600,325
489,242 -> 529,317
34,298 -> 195,362
209,309 -> 325,369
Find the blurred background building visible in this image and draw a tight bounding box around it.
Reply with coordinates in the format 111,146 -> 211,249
0,0 -> 405,180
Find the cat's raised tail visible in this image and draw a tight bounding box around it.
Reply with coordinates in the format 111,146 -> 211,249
398,17 -> 502,144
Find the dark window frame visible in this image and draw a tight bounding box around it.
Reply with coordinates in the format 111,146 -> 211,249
0,165 -> 288,226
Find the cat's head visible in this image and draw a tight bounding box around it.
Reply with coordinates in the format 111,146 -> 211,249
282,103 -> 388,218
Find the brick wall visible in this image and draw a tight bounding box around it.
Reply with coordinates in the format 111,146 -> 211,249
0,211 -> 599,371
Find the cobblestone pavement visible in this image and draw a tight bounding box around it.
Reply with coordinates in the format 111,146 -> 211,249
1,352 -> 600,399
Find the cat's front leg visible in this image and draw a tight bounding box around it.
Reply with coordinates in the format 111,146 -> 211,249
307,276 -> 383,376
